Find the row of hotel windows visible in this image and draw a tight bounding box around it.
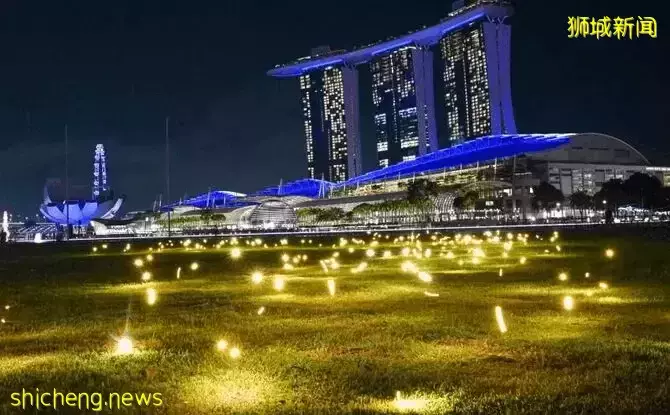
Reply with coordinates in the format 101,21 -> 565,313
548,167 -> 651,194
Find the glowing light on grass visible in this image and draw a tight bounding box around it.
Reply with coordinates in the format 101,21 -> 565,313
177,267 -> 181,279
146,288 -> 157,305
401,247 -> 411,257
555,245 -> 561,252
216,339 -> 228,352
101,243 -> 108,249
146,254 -> 154,262
417,271 -> 432,283
563,295 -> 574,311
230,248 -> 242,259
471,257 -> 481,265
424,248 -> 432,258
292,256 -> 300,264
401,261 -> 418,273
4,305 -> 9,310
229,347 -> 241,359
394,391 -> 427,411
257,306 -> 266,315
133,258 -> 144,268
280,238 -> 288,245
283,263 -> 294,271
190,262 -> 199,271
348,247 -> 355,254
519,256 -> 526,264
446,251 -> 455,260
92,246 -> 98,252
585,272 -> 590,278
281,254 -> 290,263
605,248 -> 615,258
327,279 -> 336,296
116,335 -> 134,355
495,306 -> 508,333
1,318 -> 5,324
351,262 -> 368,273
499,268 -> 503,277
558,272 -> 568,282
424,291 -> 439,297
141,271 -> 152,282
251,272 -> 264,284
365,248 -> 376,258
273,277 -> 285,291
599,282 -> 609,290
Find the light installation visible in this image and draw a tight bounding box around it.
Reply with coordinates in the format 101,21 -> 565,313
92,144 -> 108,199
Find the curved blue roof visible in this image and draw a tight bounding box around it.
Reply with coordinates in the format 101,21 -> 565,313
168,190 -> 251,209
268,3 -> 512,78
255,179 -> 334,198
338,134 -> 573,188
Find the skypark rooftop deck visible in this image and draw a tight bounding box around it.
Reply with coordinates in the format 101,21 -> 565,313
267,2 -> 512,78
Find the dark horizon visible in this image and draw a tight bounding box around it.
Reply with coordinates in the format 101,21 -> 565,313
0,0 -> 666,216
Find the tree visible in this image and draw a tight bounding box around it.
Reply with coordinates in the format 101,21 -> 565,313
532,182 -> 564,212
407,179 -> 439,204
623,172 -> 662,210
569,191 -> 592,220
594,179 -> 627,211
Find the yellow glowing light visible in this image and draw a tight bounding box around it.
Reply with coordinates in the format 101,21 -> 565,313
519,256 -> 526,264
502,251 -> 509,258
0,318 -> 5,324
283,263 -> 294,271
146,254 -> 154,262
394,391 -> 427,411
230,247 -> 242,259
471,257 -> 481,265
190,262 -> 199,271
229,347 -> 241,359
133,258 -> 144,268
348,247 -> 355,254
279,238 -> 288,245
116,336 -> 134,355
329,260 -> 340,270
273,277 -> 285,291
599,282 -> 609,290
327,279 -> 336,296
458,259 -> 464,266
401,247 -> 411,257
417,271 -> 432,283
216,339 -> 228,352
503,241 -> 512,251
495,306 -> 508,333
281,253 -> 290,263
424,291 -> 439,297
605,248 -> 615,258
555,245 -> 561,252
401,261 -> 418,273
251,272 -> 264,284
141,271 -> 152,282
423,248 -> 432,258
383,250 -> 392,258
352,262 -> 368,274
292,256 -> 300,264
176,267 -> 181,279
101,243 -> 108,249
302,254 -> 307,261
4,305 -> 9,310
558,272 -> 568,282
92,246 -> 98,252
446,251 -> 455,260
499,268 -> 503,277
257,306 -> 266,315
563,295 -> 574,311
146,288 -> 157,305
585,272 -> 590,278
365,248 -> 376,258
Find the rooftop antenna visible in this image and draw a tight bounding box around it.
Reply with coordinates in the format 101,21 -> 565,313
64,124 -> 70,240
165,116 -> 171,237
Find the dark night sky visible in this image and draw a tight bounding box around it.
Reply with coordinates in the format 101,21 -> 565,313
0,0 -> 667,215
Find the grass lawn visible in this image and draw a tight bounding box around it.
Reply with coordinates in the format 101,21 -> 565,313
2,229 -> 670,413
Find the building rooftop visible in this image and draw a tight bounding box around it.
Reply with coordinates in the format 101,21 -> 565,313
267,2 -> 512,78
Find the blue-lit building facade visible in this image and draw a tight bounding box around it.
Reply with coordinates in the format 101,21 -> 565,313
372,47 -> 438,168
440,1 -> 516,144
298,47 -> 362,183
268,0 -> 514,177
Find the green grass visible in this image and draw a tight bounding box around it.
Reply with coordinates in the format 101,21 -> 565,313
2,230 -> 670,413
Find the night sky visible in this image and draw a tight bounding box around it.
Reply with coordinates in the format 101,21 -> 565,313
0,0 -> 666,216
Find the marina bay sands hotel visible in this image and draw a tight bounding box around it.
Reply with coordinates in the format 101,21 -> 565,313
268,0 -> 516,183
